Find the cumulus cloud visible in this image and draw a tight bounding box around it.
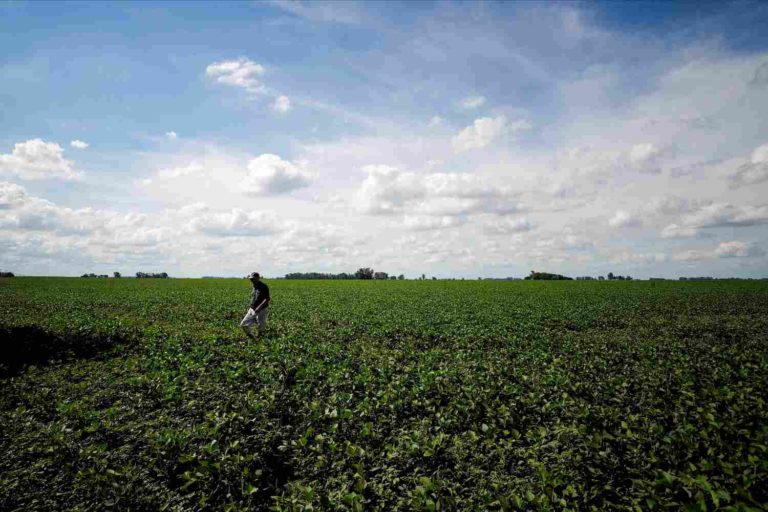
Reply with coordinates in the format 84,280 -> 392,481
187,208 -> 281,237
660,224 -> 701,239
603,250 -> 667,265
484,217 -> 531,235
357,165 -> 422,214
648,195 -> 694,216
0,182 -> 300,275
272,95 -> 291,113
661,203 -> 768,238
730,142 -> 768,187
715,240 -> 764,258
460,95 -> 486,109
0,139 -> 82,180
243,154 -> 313,195
206,58 -> 266,94
0,181 -> 28,208
609,210 -> 641,228
165,131 -> 178,140
626,143 -> 665,173
0,181 -> 147,236
672,241 -> 764,261
70,140 -> 89,149
143,161 -> 205,186
452,116 -> 530,153
403,215 -> 465,231
356,165 -> 520,219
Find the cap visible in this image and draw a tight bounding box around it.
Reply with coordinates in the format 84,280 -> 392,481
247,272 -> 260,279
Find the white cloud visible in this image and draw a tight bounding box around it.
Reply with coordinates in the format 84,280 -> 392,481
661,203 -> 768,238
627,143 -> 664,174
356,165 -> 520,219
206,58 -> 266,94
70,140 -> 89,149
0,181 -> 28,208
609,210 -> 641,228
357,165 -> 422,215
187,208 -> 281,237
715,240 -> 763,258
243,154 -> 314,195
165,131 -> 178,140
648,195 -> 694,216
485,217 -> 531,234
453,116 -> 530,153
269,0 -> 364,24
603,250 -> 667,265
460,95 -> 486,109
272,95 -> 291,113
403,215 -> 465,231
673,249 -> 711,262
672,241 -> 764,262
0,139 -> 82,181
687,203 -> 767,228
0,181 -> 147,236
143,161 -> 205,186
660,224 -> 701,239
0,182 -> 300,275
730,142 -> 768,187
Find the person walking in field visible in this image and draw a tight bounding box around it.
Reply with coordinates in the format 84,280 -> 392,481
240,272 -> 270,340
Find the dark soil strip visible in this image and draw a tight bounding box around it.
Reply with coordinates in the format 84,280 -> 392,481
0,326 -> 132,378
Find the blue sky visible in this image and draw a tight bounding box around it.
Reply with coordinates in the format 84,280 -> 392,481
1,0 -> 768,278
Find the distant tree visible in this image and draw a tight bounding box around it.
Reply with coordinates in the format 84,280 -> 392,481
113,272 -> 121,278
374,271 -> 388,280
525,271 -> 573,281
598,276 -> 605,280
432,276 -> 437,280
355,267 -> 374,280
0,271 -> 15,278
389,275 -> 397,280
397,274 -> 405,280
607,272 -> 615,280
421,273 -> 426,280
136,272 -> 169,278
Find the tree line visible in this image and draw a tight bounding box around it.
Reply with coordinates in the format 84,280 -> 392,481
136,272 -> 169,278
285,268 -> 405,280
526,271 -> 635,281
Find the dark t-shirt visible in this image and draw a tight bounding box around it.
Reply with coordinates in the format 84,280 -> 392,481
249,281 -> 270,310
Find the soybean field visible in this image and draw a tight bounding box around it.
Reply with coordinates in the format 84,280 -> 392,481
1,277 -> 767,511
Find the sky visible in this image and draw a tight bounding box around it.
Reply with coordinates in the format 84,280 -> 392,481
1,0 -> 768,279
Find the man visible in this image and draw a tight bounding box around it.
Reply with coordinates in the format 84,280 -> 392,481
240,272 -> 270,340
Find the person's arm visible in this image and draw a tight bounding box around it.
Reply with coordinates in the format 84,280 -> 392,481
253,296 -> 270,312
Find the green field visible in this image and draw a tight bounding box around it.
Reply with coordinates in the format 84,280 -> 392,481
1,278 -> 767,511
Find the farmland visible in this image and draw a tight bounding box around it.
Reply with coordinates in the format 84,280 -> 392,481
1,278 -> 767,511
